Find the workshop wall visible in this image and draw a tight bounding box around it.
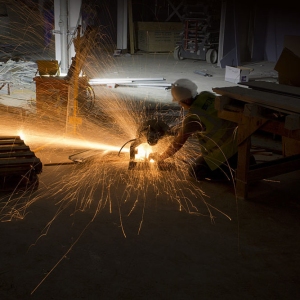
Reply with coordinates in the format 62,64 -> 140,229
0,2 -> 44,51
8,3 -> 43,42
265,6 -> 300,62
219,0 -> 300,66
1,0 -> 299,65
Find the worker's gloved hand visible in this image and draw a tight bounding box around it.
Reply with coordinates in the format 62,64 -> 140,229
148,152 -> 159,162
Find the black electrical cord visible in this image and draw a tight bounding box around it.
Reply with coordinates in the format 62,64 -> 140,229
118,139 -> 136,156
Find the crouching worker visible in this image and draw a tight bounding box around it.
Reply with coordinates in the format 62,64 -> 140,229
158,78 -> 246,181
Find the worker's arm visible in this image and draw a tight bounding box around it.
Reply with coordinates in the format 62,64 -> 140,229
159,116 -> 204,161
159,131 -> 191,161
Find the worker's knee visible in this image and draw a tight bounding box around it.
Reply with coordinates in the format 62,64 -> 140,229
188,157 -> 210,180
188,156 -> 235,181
188,153 -> 256,182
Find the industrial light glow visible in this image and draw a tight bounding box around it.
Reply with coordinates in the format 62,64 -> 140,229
135,143 -> 153,161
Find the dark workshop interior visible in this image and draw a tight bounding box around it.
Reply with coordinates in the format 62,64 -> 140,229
0,1 -> 299,299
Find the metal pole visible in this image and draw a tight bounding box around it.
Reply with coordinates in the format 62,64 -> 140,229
54,0 -> 61,66
59,0 -> 68,74
117,0 -> 128,51
217,0 -> 226,68
68,0 -> 82,67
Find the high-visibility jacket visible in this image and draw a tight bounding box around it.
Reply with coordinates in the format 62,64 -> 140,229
182,91 -> 238,170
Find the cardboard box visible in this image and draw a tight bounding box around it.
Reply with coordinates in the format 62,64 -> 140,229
136,22 -> 182,52
274,47 -> 300,87
225,66 -> 250,84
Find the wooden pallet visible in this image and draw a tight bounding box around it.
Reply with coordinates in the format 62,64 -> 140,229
0,136 -> 42,191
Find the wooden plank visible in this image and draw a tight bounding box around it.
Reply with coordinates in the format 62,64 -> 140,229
261,121 -> 300,141
215,96 -> 232,111
0,140 -> 25,145
0,136 -> 21,140
0,157 -> 41,165
212,86 -> 300,114
0,165 -> 34,171
0,136 -> 42,179
0,166 -> 36,175
218,109 -> 300,141
237,115 -> 268,145
235,136 -> 251,200
0,151 -> 35,158
217,109 -> 241,123
0,145 -> 30,152
247,154 -> 300,181
239,81 -> 300,98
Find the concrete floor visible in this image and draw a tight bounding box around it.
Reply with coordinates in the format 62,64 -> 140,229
0,50 -> 300,300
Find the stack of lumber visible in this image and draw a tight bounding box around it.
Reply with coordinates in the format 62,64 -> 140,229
0,136 -> 42,191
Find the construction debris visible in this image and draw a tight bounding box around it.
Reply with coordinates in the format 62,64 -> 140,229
194,70 -> 213,77
0,59 -> 37,110
89,77 -> 172,89
0,59 -> 37,84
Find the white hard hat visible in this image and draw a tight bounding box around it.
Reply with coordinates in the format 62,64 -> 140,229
171,79 -> 198,102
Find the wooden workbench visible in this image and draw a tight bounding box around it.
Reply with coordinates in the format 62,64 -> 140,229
212,83 -> 300,200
